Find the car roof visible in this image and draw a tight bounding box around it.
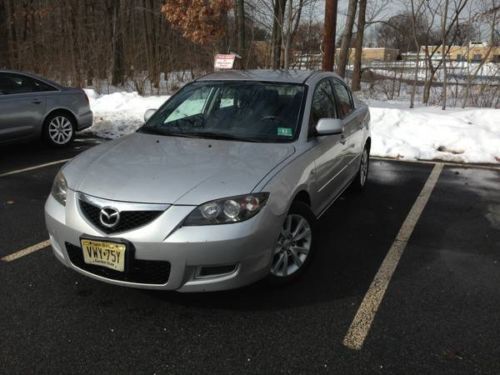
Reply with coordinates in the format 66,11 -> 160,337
196,69 -> 324,84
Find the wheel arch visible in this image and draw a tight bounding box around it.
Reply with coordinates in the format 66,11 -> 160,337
293,190 -> 311,207
43,108 -> 78,131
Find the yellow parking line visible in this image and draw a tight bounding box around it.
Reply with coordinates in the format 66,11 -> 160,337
343,163 -> 444,350
0,160 -> 70,178
1,240 -> 51,262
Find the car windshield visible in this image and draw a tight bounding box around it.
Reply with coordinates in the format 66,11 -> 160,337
139,81 -> 305,143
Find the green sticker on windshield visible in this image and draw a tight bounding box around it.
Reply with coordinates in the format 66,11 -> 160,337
277,127 -> 293,137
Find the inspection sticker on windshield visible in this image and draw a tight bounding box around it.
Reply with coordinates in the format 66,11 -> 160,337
277,127 -> 293,137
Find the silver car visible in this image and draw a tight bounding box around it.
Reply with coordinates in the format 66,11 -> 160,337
45,70 -> 370,292
0,70 -> 93,146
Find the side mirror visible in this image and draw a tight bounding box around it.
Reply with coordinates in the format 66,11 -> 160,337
144,108 -> 157,122
315,118 -> 344,136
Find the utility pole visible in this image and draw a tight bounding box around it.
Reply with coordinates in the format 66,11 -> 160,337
322,0 -> 338,71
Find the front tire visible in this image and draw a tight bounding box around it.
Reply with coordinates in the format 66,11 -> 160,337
267,201 -> 317,285
351,145 -> 370,191
43,113 -> 75,147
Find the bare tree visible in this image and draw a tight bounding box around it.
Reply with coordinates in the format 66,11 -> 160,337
0,1 -> 9,68
462,0 -> 498,107
235,0 -> 246,62
351,0 -> 366,91
337,0 -> 357,78
441,0 -> 450,110
322,0 -> 338,71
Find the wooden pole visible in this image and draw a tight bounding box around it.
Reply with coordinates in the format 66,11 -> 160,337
322,0 -> 338,71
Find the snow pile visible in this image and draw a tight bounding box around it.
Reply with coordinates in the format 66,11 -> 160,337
369,101 -> 500,163
83,89 -> 169,139
83,90 -> 500,164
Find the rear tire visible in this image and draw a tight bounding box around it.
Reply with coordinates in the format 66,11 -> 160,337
351,145 -> 369,191
267,201 -> 317,286
43,112 -> 75,147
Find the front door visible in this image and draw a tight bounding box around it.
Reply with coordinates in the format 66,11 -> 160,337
309,78 -> 349,214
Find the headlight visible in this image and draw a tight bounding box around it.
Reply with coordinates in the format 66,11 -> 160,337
184,193 -> 269,226
51,171 -> 68,206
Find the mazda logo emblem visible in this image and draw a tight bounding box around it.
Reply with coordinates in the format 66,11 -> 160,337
99,207 -> 120,228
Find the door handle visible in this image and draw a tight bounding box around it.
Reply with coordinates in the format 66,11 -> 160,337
32,99 -> 42,104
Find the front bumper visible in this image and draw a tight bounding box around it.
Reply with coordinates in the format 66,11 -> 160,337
44,191 -> 282,292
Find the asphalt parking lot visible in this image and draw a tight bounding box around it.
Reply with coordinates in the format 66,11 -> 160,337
1,138 -> 499,374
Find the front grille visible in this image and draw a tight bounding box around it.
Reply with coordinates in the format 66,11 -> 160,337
79,200 -> 162,234
65,243 -> 170,284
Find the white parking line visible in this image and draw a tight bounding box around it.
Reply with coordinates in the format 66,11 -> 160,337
0,160 -> 70,178
1,240 -> 51,263
343,163 -> 444,350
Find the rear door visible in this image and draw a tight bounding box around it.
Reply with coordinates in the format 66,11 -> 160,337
309,78 -> 349,214
0,73 -> 47,141
331,79 -> 363,177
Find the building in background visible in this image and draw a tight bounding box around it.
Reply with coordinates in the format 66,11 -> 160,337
420,42 -> 500,63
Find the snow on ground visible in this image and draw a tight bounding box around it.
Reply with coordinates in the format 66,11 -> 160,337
83,89 -> 169,139
83,90 -> 500,164
368,100 -> 500,164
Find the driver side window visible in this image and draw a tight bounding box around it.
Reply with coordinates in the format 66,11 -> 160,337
309,79 -> 337,135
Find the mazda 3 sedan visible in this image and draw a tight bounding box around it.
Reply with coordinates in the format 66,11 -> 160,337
0,70 -> 92,147
45,70 -> 371,292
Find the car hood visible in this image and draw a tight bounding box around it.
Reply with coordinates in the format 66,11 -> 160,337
64,133 -> 295,205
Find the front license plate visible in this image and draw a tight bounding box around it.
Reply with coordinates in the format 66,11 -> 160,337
80,239 -> 127,272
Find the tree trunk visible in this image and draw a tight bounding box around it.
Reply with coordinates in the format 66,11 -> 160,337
111,0 -> 125,86
441,0 -> 449,110
351,0 -> 366,91
322,0 -> 338,71
0,0 -> 9,68
235,0 -> 246,63
337,0 -> 357,78
422,69 -> 435,104
283,0 -> 293,69
271,0 -> 286,69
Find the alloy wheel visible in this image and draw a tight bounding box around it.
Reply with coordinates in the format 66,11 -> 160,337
48,116 -> 73,145
271,214 -> 312,277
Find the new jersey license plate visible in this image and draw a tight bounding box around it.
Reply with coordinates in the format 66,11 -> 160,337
81,239 -> 127,272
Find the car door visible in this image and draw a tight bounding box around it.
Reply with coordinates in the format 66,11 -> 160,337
0,73 -> 47,141
331,79 -> 363,178
309,78 -> 349,214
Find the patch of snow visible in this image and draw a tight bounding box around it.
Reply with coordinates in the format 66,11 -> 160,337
368,100 -> 500,164
83,89 -> 169,139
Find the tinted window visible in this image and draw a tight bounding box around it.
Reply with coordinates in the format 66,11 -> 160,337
333,80 -> 353,118
310,79 -> 337,128
0,73 -> 56,94
142,81 -> 305,143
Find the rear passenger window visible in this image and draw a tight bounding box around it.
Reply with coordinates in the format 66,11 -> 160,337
333,80 -> 354,118
33,79 -> 57,92
0,73 -> 57,94
310,79 -> 337,128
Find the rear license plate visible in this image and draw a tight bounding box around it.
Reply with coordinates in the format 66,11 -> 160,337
80,239 -> 127,272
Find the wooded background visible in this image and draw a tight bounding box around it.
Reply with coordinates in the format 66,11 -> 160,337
0,0 -> 497,107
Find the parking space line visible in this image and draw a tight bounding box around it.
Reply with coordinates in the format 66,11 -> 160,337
0,160 -> 70,178
343,163 -> 444,350
1,240 -> 50,263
